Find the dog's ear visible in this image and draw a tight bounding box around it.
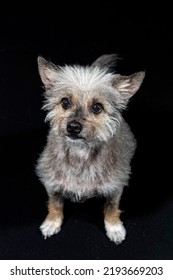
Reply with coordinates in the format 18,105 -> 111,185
113,71 -> 145,104
91,54 -> 119,69
37,56 -> 59,90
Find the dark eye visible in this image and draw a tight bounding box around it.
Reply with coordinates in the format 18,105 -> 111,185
92,103 -> 103,114
61,98 -> 71,109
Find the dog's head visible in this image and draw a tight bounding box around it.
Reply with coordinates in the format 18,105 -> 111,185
38,54 -> 145,146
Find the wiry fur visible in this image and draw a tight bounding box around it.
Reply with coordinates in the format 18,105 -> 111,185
36,54 -> 145,244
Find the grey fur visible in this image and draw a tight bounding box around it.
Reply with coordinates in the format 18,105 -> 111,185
91,53 -> 119,69
36,54 -> 145,243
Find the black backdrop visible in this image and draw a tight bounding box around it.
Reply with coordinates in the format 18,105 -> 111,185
0,13 -> 173,260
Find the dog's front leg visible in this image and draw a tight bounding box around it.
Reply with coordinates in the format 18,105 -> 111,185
40,192 -> 64,239
104,190 -> 126,244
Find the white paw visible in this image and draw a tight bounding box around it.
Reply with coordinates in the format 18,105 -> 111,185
105,221 -> 126,244
40,218 -> 62,239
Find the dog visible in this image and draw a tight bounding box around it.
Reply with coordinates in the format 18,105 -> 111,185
36,54 -> 145,244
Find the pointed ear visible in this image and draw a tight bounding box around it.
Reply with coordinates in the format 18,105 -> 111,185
37,56 -> 59,90
113,71 -> 145,104
91,53 -> 119,69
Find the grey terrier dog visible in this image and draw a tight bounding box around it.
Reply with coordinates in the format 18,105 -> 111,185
36,54 -> 145,244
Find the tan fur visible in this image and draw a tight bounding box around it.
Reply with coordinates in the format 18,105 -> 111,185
104,203 -> 122,224
46,195 -> 64,222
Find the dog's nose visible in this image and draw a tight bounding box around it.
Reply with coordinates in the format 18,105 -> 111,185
67,120 -> 83,135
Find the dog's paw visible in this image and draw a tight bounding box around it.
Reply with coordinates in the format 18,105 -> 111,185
40,218 -> 62,239
104,221 -> 126,244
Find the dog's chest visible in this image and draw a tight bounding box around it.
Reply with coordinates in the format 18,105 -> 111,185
52,145 -> 116,200
56,154 -> 102,189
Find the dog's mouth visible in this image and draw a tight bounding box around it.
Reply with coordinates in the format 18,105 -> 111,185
67,134 -> 85,140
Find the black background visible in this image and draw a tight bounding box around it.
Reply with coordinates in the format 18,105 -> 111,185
0,11 -> 173,260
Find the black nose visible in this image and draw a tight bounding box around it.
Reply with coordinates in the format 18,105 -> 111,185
67,120 -> 83,135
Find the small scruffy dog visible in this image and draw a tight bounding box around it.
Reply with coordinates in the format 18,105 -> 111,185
36,54 -> 145,244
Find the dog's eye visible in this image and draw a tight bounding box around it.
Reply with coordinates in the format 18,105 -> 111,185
61,98 -> 71,109
92,103 -> 103,114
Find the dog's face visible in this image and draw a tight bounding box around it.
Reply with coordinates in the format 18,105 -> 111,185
38,55 -> 145,145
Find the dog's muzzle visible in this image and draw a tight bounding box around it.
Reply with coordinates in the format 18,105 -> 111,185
67,120 -> 83,139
